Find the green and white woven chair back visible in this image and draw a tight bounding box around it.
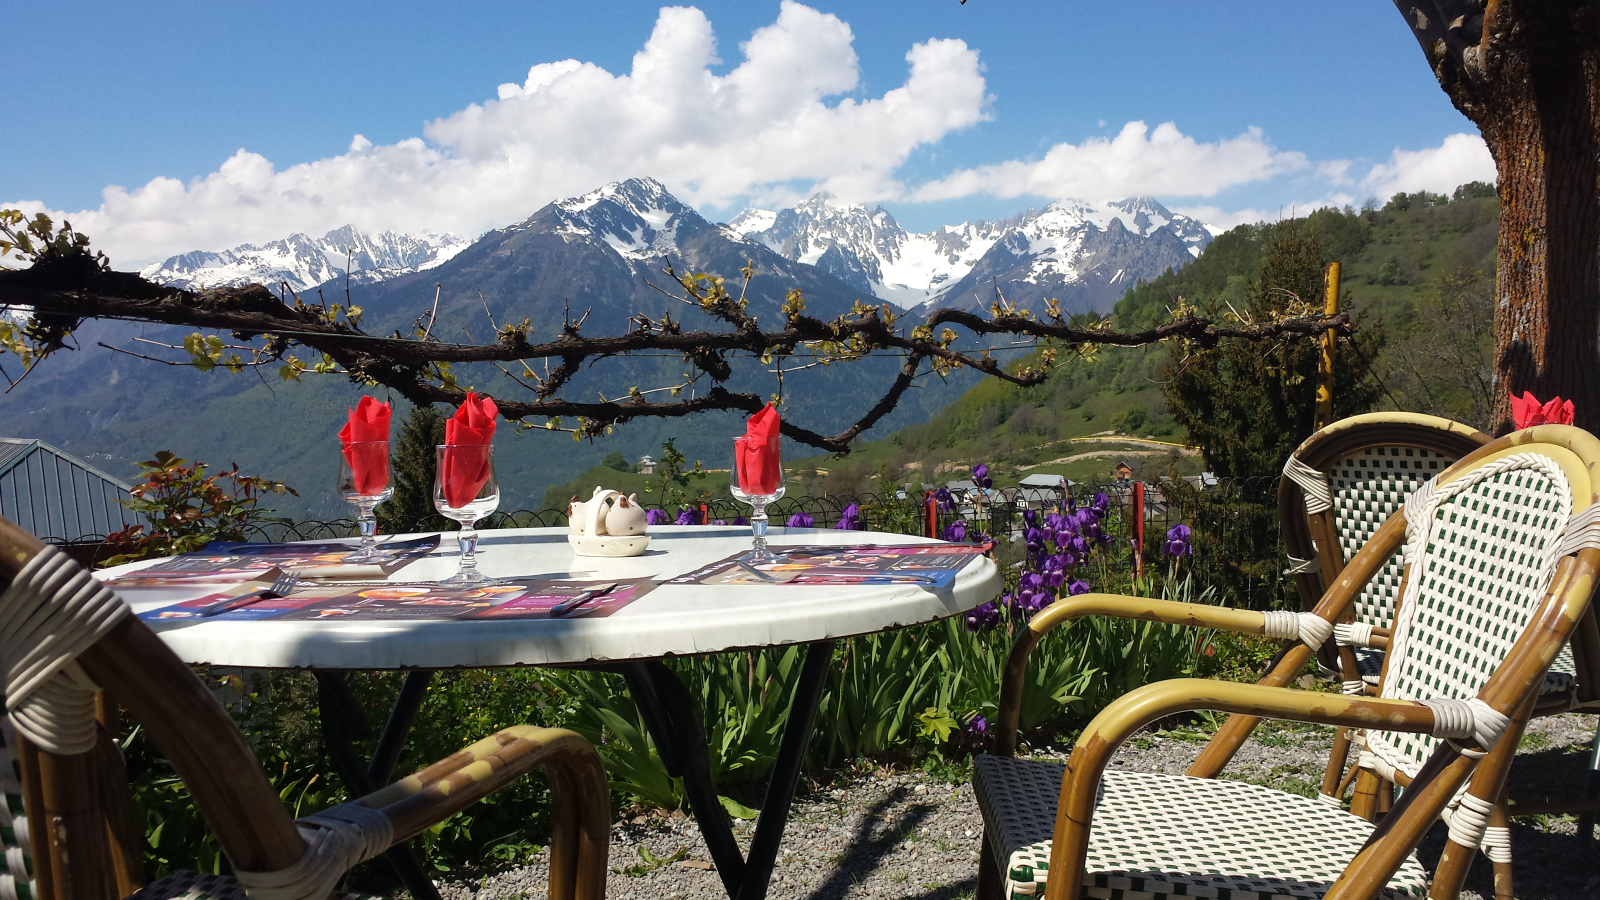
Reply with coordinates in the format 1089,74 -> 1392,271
1329,446 -> 1458,631
1366,452 -> 1572,778
0,719 -> 31,900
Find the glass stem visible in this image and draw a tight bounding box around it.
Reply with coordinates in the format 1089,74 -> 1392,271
457,520 -> 480,575
751,501 -> 769,556
357,502 -> 379,556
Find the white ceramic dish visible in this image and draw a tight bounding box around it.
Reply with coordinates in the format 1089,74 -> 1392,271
568,532 -> 652,557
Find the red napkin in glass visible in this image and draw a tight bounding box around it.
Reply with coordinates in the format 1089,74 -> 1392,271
442,392 -> 498,508
1510,391 -> 1575,429
339,396 -> 392,495
736,404 -> 782,495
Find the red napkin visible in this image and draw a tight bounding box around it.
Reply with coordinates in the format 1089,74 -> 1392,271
1510,391 -> 1575,429
339,396 -> 392,495
442,392 -> 498,508
736,404 -> 782,495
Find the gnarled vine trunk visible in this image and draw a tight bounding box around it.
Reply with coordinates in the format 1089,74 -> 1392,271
1396,1 -> 1600,433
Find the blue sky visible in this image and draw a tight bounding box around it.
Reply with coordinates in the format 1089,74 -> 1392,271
3,1 -> 1493,266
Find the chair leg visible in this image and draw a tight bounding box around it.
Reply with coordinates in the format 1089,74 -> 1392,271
1579,719 -> 1600,860
1488,800 -> 1513,900
977,831 -> 1003,900
1350,769 -> 1383,822
1320,727 -> 1354,804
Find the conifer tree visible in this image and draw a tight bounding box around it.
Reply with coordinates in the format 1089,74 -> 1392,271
376,404 -> 446,530
1163,221 -> 1385,480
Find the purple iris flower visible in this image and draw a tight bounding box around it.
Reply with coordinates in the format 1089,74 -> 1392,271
732,516 -> 749,525
965,600 -> 1001,632
836,503 -> 864,530
1067,579 -> 1091,596
942,519 -> 969,543
646,508 -> 671,525
934,487 -> 954,512
710,519 -> 727,525
1164,524 -> 1193,556
1092,492 -> 1110,513
786,511 -> 816,528
973,463 -> 993,489
964,714 -> 989,740
1024,526 -> 1046,552
1023,508 -> 1038,526
675,508 -> 701,526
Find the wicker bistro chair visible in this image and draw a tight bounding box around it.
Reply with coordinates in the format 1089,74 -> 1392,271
1271,412 -> 1600,837
974,425 -> 1600,900
0,516 -> 611,900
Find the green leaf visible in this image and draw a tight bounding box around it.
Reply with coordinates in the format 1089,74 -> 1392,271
717,795 -> 758,820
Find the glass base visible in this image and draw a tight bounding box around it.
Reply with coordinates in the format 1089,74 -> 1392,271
345,544 -> 385,564
439,569 -> 497,586
742,547 -> 778,566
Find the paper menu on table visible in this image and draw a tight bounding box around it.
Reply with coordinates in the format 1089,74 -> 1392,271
130,535 -> 440,581
666,544 -> 986,588
136,577 -> 656,622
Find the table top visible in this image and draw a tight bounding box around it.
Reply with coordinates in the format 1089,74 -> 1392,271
102,526 -> 1002,670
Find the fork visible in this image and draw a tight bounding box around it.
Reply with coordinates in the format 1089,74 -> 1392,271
198,572 -> 300,617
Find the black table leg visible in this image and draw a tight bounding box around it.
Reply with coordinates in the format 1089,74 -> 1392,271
315,672 -> 443,900
619,661 -> 748,896
737,639 -> 833,900
615,640 -> 835,900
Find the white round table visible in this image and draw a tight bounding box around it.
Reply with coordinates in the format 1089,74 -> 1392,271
102,525 -> 1001,900
110,526 -> 1002,669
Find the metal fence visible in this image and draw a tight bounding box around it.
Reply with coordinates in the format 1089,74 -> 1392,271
216,477 -> 1295,611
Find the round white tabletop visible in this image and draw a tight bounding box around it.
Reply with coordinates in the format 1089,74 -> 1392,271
101,525 -> 1002,670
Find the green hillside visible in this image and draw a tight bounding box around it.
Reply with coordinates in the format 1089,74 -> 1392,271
790,184 -> 1500,490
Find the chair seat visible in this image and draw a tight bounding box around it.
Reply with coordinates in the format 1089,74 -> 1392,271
1355,644 -> 1577,695
973,757 -> 1430,900
127,871 -> 375,900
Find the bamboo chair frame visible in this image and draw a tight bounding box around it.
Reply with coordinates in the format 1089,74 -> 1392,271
0,517 -> 611,900
983,424 -> 1600,900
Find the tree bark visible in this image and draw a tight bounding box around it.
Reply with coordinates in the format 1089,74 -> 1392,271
1395,1 -> 1600,433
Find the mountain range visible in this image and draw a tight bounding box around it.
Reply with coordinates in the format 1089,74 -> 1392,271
730,194 -> 1213,314
144,183 -> 1213,317
139,225 -> 470,293
8,178 -> 1214,523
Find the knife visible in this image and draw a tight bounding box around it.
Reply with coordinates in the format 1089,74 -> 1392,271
549,582 -> 619,618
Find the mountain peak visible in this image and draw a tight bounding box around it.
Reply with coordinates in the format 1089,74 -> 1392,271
139,226 -> 470,293
732,194 -> 1214,313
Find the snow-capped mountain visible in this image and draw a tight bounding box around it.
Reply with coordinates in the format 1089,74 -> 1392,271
730,194 -> 1212,314
507,177 -> 699,262
140,225 -> 470,293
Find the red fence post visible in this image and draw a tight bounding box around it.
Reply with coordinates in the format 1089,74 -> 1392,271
924,491 -> 939,539
1132,481 -> 1146,579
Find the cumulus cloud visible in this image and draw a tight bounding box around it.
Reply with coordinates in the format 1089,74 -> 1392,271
9,2 -> 988,267
909,121 -> 1309,202
1363,132 -> 1496,200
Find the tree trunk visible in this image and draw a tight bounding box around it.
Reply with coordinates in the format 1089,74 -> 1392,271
1395,2 -> 1600,433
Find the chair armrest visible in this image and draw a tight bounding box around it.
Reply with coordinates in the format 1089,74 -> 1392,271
1041,680 -> 1447,900
357,726 -> 609,900
994,594 -> 1277,756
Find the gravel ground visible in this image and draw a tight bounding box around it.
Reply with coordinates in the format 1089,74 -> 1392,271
437,715 -> 1600,900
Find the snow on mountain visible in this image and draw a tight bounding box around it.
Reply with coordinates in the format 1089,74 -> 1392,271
510,176 -> 700,262
730,194 -> 1212,312
140,226 -> 470,293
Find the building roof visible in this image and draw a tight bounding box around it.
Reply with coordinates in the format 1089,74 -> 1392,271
0,438 -> 138,541
1019,473 -> 1072,488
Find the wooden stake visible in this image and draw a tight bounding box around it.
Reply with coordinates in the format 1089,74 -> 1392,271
1316,262 -> 1341,429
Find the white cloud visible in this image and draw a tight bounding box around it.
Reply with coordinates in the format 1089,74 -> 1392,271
1363,132 -> 1496,200
910,121 -> 1309,202
8,2 -> 988,268
1173,193 -> 1357,233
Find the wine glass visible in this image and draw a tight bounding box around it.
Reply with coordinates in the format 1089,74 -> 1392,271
730,437 -> 786,564
434,444 -> 501,585
337,441 -> 393,564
